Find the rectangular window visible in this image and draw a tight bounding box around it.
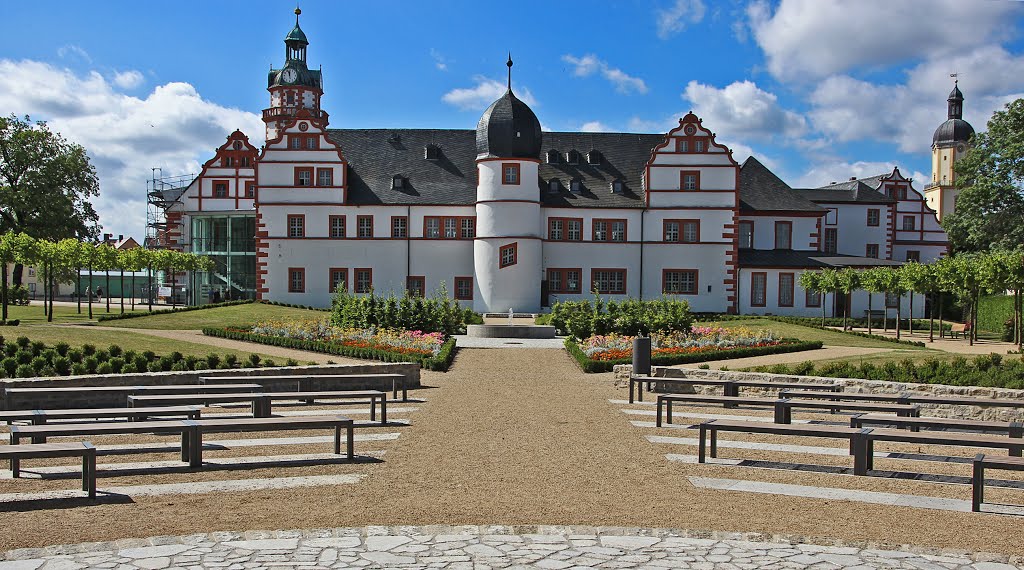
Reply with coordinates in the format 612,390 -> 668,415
289,136 -> 301,149
294,167 -> 313,187
425,217 -> 440,238
593,219 -> 626,242
288,267 -> 305,293
676,139 -> 688,152
548,218 -> 582,241
391,216 -> 408,238
591,269 -> 626,295
805,288 -> 821,308
306,136 -> 319,150
567,219 -> 582,241
355,268 -> 372,294
329,215 -> 346,238
287,214 -> 305,238
547,268 -> 582,294
774,221 -> 792,250
680,171 -> 700,191
357,215 -> 373,238
663,269 -> 698,295
664,220 -> 699,243
244,181 -> 256,198
461,218 -> 475,239
549,218 -> 564,241
823,228 -> 838,254
694,140 -> 704,153
316,168 -> 333,187
424,216 -> 474,239
329,268 -> 348,293
751,272 -> 767,307
502,163 -> 520,185
213,181 -> 228,198
779,273 -> 795,307
663,221 -> 679,243
866,209 -> 880,226
906,250 -> 920,262
454,277 -> 473,300
885,291 -> 900,308
682,221 -> 699,243
739,221 -> 754,249
406,276 -> 425,298
865,243 -> 879,258
499,243 -> 518,268
444,218 -> 457,239
902,216 -> 916,231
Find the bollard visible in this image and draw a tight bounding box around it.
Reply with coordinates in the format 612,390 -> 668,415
632,337 -> 652,377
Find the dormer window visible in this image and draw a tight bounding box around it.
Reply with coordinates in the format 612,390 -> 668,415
392,175 -> 404,189
548,179 -> 560,193
694,140 -> 705,153
424,145 -> 440,160
570,179 -> 582,193
566,150 -> 580,165
587,150 -> 601,165
611,180 -> 624,194
676,139 -> 688,152
546,149 -> 560,164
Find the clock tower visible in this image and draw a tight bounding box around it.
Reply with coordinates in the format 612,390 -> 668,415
924,80 -> 975,221
263,7 -> 326,142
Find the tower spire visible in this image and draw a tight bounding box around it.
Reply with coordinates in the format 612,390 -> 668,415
507,53 -> 513,91
295,5 -> 301,24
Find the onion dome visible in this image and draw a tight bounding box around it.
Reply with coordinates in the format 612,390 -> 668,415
932,81 -> 975,146
475,56 -> 542,160
285,8 -> 308,45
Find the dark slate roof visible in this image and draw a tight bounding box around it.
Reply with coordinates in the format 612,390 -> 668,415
794,179 -> 893,204
933,118 -> 974,146
738,157 -> 825,213
739,249 -> 904,269
476,90 -> 542,160
326,129 -> 665,208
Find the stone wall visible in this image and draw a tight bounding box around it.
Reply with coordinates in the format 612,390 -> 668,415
613,364 -> 1024,422
0,362 -> 420,410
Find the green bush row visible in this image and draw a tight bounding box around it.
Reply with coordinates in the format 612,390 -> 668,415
549,297 -> 693,339
750,353 -> 1024,390
203,327 -> 457,372
96,299 -> 254,321
564,338 -> 824,373
331,287 -> 475,336
978,295 -> 1015,335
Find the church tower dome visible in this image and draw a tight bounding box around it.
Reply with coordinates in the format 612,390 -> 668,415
263,7 -> 326,141
925,80 -> 975,221
932,81 -> 975,147
475,56 -> 542,160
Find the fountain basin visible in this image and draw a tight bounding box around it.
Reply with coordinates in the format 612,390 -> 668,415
466,324 -> 557,339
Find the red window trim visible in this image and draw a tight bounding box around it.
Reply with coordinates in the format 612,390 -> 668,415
663,219 -> 701,243
286,214 -> 306,238
547,217 -> 583,241
423,216 -> 475,239
774,221 -> 793,250
328,215 -> 346,239
406,275 -> 425,297
547,268 -> 583,294
750,272 -> 767,307
823,227 -> 838,254
391,215 -> 409,238
293,166 -> 314,187
680,170 -> 701,191
499,242 -> 518,268
592,218 -> 627,242
356,215 -> 373,238
288,267 -> 305,293
501,162 -> 521,185
662,269 -> 699,295
778,272 -> 795,307
315,167 -> 333,187
212,180 -> 230,198
454,276 -> 473,300
244,180 -> 256,199
590,268 -> 627,295
328,268 -> 348,293
866,243 -> 879,258
739,220 -> 755,249
866,208 -> 880,227
354,268 -> 373,294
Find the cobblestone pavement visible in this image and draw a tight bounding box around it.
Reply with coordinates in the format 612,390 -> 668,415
2,525 -> 1019,569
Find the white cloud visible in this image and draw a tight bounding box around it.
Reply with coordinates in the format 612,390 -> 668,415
793,160 -> 899,188
747,0 -> 1022,81
656,0 -> 707,39
682,79 -> 807,141
562,54 -> 648,95
429,48 -> 448,72
112,70 -> 144,89
0,59 -> 264,242
441,76 -> 537,111
57,45 -> 91,64
579,121 -> 613,133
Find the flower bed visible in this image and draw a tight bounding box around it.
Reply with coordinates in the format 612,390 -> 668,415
204,318 -> 456,371
567,326 -> 822,373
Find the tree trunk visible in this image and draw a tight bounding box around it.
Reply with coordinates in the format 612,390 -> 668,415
48,272 -> 54,322
939,295 -> 945,339
105,270 -> 110,313
895,293 -> 902,340
41,265 -> 47,317
821,293 -> 826,326
87,263 -> 93,319
119,270 -> 125,314
928,291 -> 935,343
131,273 -> 136,311
76,268 -> 82,314
170,268 -> 177,309
148,266 -> 153,311
2,263 -> 8,322
867,293 -> 873,335
908,294 -> 914,335
968,295 -> 975,346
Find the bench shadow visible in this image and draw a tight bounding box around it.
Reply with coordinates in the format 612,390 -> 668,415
725,458 -> 1024,489
0,493 -> 135,512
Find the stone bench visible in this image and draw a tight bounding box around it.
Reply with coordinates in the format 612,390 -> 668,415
262,391 -> 387,425
775,399 -> 919,424
2,442 -> 97,498
3,384 -> 261,409
128,393 -> 272,418
1,406 -> 202,443
655,394 -> 778,427
851,413 -> 1024,437
201,374 -> 409,401
863,429 -> 1024,472
184,415 -> 355,468
972,454 -> 1024,512
9,420 -> 195,461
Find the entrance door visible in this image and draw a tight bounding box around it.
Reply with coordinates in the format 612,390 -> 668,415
540,280 -> 550,308
833,292 -> 849,319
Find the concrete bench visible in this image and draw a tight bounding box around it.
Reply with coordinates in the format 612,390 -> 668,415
9,420 -> 193,464
201,374 -> 409,400
633,376 -> 836,405
729,380 -> 839,394
862,429 -> 1024,470
851,413 -> 1024,437
184,415 -> 354,468
782,390 -> 1024,410
1,406 -> 202,426
630,376 -> 733,404
972,454 -> 1024,512
262,391 -> 387,424
779,390 -> 907,403
128,393 -> 272,418
774,399 -> 919,424
2,384 -> 261,409
1,442 -> 97,498
655,394 -> 779,427
697,419 -> 871,475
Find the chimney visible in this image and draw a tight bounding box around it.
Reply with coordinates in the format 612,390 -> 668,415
849,176 -> 857,181
117,235 -> 123,242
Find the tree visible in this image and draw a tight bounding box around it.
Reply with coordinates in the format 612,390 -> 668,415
900,262 -> 933,337
0,115 -> 100,285
0,232 -> 32,321
95,244 -> 118,313
945,98 -> 1024,253
875,267 -> 907,340
799,271 -> 826,326
836,268 -> 860,330
858,267 -> 887,336
120,247 -> 149,311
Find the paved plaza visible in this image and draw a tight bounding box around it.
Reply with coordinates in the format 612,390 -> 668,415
1,525 -> 1019,569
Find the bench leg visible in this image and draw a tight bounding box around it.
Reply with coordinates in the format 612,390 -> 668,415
189,429 -> 202,468
710,429 -> 718,459
774,403 -> 790,424
1011,446 -> 1022,458
698,424 -> 706,463
637,379 -> 644,403
972,460 -> 984,512
852,436 -> 867,476
347,423 -> 354,460
380,397 -> 387,426
655,398 -> 662,428
334,426 -> 341,455
666,400 -> 673,425
181,431 -> 190,463
370,398 -> 376,422
629,378 -> 636,404
865,440 -> 874,471
723,383 -> 738,409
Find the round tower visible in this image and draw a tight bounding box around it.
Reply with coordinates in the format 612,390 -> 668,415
925,80 -> 975,220
263,8 -> 327,142
473,56 -> 543,314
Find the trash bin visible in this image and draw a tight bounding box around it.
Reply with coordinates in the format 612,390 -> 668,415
632,337 -> 651,377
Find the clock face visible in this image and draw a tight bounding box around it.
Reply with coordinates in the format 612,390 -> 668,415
281,68 -> 298,83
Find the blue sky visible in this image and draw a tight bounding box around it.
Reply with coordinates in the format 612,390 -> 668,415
2,0 -> 1023,240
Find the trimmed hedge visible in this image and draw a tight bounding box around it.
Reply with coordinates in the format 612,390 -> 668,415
96,299 -> 255,322
202,327 -> 457,372
978,295 -> 1014,334
564,338 -> 824,373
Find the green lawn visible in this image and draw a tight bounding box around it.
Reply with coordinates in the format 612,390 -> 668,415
3,303 -> 149,325
100,303 -> 327,330
706,318 -> 930,350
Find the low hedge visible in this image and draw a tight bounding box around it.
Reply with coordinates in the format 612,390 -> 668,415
565,338 -> 824,373
97,299 -> 254,322
202,327 -> 457,372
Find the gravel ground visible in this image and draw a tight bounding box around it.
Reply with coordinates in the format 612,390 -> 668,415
1,347 -> 1023,556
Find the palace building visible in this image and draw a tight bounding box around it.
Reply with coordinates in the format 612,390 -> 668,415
158,9 -> 959,317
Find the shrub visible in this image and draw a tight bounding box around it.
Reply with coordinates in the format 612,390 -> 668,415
134,355 -> 150,371
171,360 -> 189,371
147,361 -> 163,373
30,341 -> 45,355
54,342 -> 70,356
263,359 -> 276,367
71,363 -> 87,375
29,356 -> 48,373
120,363 -> 137,374
1,357 -> 17,376
158,356 -> 173,371
38,365 -> 56,377
15,364 -> 35,378
108,344 -> 123,357
108,357 -> 125,374
16,336 -> 29,348
246,353 -> 261,367
142,350 -> 156,361
330,286 -> 467,336
206,353 -> 221,369
224,354 -> 238,368
94,350 -> 109,363
40,349 -> 57,362
96,362 -> 113,375
170,351 -> 183,363
285,358 -> 299,366
52,356 -> 71,375
16,351 -> 32,365
82,344 -> 96,356
84,356 -> 99,373
550,297 -> 693,339
3,343 -> 18,357
67,349 -> 84,364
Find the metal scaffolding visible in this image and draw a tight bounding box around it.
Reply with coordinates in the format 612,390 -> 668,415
144,168 -> 194,249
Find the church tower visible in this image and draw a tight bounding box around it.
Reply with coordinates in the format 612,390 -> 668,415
472,57 -> 543,313
924,81 -> 975,221
263,7 -> 326,141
